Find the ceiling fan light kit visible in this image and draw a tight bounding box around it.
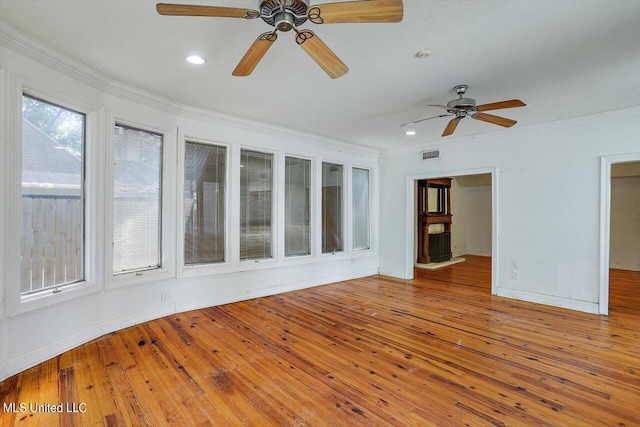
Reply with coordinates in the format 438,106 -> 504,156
401,84 -> 527,137
156,0 -> 404,79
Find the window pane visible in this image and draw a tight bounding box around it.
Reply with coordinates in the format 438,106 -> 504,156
285,157 -> 311,257
322,162 -> 343,253
184,141 -> 226,264
353,168 -> 370,250
240,150 -> 272,260
113,124 -> 162,274
21,95 -> 85,294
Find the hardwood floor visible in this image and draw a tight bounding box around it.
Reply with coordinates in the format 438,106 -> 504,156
1,255 -> 639,426
610,268 -> 640,312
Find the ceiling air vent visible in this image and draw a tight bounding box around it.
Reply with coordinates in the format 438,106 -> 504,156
421,150 -> 440,161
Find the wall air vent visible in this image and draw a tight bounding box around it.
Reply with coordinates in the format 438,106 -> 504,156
421,150 -> 440,161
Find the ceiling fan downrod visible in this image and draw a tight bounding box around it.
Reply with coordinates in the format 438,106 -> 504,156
447,84 -> 476,114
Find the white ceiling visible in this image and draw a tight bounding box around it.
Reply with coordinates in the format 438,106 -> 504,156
1,0 -> 639,150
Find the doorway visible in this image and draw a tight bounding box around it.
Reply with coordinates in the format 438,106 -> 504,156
405,168 -> 498,294
599,154 -> 640,315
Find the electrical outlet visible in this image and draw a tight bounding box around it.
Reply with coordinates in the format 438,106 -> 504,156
511,271 -> 519,280
161,293 -> 167,302
511,260 -> 518,269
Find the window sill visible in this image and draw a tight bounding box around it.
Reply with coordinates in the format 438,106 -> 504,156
108,267 -> 173,289
11,281 -> 100,317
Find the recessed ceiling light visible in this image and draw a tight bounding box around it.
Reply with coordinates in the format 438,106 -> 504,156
415,49 -> 431,58
186,55 -> 206,65
405,130 -> 417,136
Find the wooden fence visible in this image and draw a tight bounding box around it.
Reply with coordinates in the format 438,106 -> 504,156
20,196 -> 83,294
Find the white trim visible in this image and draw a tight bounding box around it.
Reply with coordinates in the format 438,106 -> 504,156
175,267 -> 380,314
404,167 -> 499,295
179,105 -> 378,158
238,146 -> 278,263
0,68 -> 20,323
106,114 -> 178,288
599,152 -> 640,315
281,154 -> 315,260
351,165 -> 373,253
177,134 -> 231,277
320,160 -> 348,257
378,268 -> 406,278
0,20 -> 378,160
4,78 -> 104,316
0,19 -> 179,115
496,288 -> 599,314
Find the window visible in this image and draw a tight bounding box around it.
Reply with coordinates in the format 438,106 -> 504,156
240,150 -> 273,260
20,95 -> 85,295
353,167 -> 370,250
112,124 -> 163,274
322,162 -> 343,253
285,157 -> 311,257
184,141 -> 226,265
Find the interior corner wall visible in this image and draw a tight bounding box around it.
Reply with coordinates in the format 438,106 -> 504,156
464,184 -> 492,257
450,178 -> 468,257
379,106 -> 640,313
610,176 -> 640,271
450,179 -> 492,258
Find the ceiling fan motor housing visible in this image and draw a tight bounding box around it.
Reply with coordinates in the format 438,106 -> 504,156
447,98 -> 476,115
260,0 -> 309,29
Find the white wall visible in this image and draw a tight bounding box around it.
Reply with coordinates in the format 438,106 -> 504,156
450,178 -> 467,257
610,176 -> 640,270
464,184 -> 493,257
380,106 -> 640,314
0,27 -> 379,381
449,177 -> 492,258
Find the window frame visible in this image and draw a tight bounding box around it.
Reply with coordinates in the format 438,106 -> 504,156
282,154 -> 313,259
106,113 -> 176,289
178,136 -> 230,273
3,79 -> 102,316
238,147 -> 277,264
351,166 -> 372,252
320,160 -> 346,256
20,93 -> 87,295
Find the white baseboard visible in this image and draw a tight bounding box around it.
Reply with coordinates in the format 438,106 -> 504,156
176,267 -> 379,314
378,268 -> 409,279
3,323 -> 104,382
496,288 -> 599,314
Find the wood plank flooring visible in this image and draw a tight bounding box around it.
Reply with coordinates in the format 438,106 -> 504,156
1,255 -> 639,426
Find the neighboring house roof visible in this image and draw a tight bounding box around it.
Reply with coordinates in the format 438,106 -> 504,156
22,118 -> 81,187
22,119 -> 162,195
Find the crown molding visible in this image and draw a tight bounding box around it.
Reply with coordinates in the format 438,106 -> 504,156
179,105 -> 380,158
0,19 -> 378,157
0,19 -> 179,114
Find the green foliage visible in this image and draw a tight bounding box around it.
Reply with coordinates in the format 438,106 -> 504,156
22,96 -> 83,157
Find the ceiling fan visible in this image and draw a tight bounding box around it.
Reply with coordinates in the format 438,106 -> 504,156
401,85 -> 526,137
156,0 -> 404,79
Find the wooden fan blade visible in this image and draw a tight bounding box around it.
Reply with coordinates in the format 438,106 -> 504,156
233,32 -> 277,76
156,3 -> 259,19
442,117 -> 462,137
472,113 -> 517,128
296,30 -> 349,79
308,0 -> 403,24
475,99 -> 526,112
